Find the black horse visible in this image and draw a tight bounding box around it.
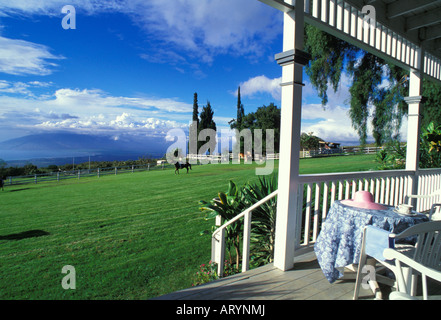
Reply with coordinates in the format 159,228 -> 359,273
174,161 -> 192,174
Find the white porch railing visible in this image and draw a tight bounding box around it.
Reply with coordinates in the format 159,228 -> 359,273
414,168 -> 441,212
211,168 -> 441,277
297,168 -> 441,251
211,190 -> 278,277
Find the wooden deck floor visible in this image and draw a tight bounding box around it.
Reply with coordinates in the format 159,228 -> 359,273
154,251 -> 441,301
154,251 -> 378,300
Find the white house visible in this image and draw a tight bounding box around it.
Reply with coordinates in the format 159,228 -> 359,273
210,0 -> 441,276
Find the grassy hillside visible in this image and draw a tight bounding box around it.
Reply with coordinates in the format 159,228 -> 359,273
0,162 -> 268,299
0,155 -> 377,299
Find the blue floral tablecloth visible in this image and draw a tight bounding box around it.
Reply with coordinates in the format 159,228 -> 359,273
314,200 -> 429,283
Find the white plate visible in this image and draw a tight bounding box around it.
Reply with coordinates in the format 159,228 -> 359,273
393,209 -> 414,216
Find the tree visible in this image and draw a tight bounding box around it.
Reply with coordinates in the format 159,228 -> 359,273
192,92 -> 199,124
304,24 -> 415,146
189,92 -> 202,154
254,103 -> 280,153
421,80 -> 441,129
238,103 -> 281,154
300,132 -> 321,150
200,101 -> 216,131
0,159 -> 6,178
229,87 -> 246,155
23,163 -> 38,175
199,101 -> 217,154
236,86 -> 245,131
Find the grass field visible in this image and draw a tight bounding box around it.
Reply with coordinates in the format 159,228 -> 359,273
0,154 -> 378,299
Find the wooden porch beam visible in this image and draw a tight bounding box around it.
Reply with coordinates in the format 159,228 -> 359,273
424,24 -> 441,41
387,0 -> 439,20
257,0 -> 294,12
406,7 -> 441,31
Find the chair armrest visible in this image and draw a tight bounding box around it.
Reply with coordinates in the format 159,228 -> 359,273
383,248 -> 441,282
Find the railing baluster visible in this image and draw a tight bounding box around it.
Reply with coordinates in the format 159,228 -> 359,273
242,211 -> 252,273
313,183 -> 321,242
338,180 -> 343,200
323,181 -> 329,219
304,183 -> 313,245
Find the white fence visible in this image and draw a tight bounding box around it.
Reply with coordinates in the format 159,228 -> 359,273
4,163 -> 173,186
187,153 -> 280,163
211,167 -> 441,275
300,146 -> 382,158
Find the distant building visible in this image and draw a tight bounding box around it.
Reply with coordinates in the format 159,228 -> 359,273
319,141 -> 341,149
318,141 -> 342,154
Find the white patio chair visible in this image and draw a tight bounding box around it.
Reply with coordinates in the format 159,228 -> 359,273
383,247 -> 441,300
406,189 -> 441,220
353,221 -> 441,300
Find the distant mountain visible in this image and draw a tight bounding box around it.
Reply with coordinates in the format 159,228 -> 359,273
0,132 -> 169,166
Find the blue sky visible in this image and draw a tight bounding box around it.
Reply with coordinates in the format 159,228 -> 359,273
0,0 -> 400,159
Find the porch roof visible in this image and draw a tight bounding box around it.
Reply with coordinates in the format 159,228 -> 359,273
259,0 -> 441,84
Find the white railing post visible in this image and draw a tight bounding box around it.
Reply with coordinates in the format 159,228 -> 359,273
242,211 -> 252,273
212,215 -> 224,277
213,228 -> 225,277
273,0 -> 310,272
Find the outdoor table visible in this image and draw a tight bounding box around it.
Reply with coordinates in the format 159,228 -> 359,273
314,200 -> 429,283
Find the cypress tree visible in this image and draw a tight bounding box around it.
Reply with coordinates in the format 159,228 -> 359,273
236,86 -> 245,131
192,92 -> 199,125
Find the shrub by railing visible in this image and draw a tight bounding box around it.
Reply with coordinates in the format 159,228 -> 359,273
211,190 -> 278,277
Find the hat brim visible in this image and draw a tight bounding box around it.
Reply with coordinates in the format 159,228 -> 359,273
341,199 -> 386,210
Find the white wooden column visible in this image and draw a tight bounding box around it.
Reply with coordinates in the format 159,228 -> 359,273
405,47 -> 425,201
273,0 -> 311,271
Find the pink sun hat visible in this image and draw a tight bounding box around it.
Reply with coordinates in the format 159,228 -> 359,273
341,191 -> 386,210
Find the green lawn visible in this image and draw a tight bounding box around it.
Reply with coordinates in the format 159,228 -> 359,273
0,154 -> 377,299
299,154 -> 378,174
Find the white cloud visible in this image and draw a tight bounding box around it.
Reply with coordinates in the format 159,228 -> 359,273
124,0 -> 281,61
300,103 -> 359,144
37,112 -> 186,136
0,0 -> 124,16
48,88 -> 192,114
0,86 -> 192,138
239,75 -> 282,100
0,0 -> 282,64
0,36 -> 63,75
0,80 -> 54,96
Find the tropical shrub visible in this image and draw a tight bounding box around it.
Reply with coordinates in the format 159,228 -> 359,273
199,174 -> 279,273
375,141 -> 406,170
242,174 -> 278,267
192,261 -> 218,286
199,180 -> 249,270
420,122 -> 441,168
375,122 -> 441,170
